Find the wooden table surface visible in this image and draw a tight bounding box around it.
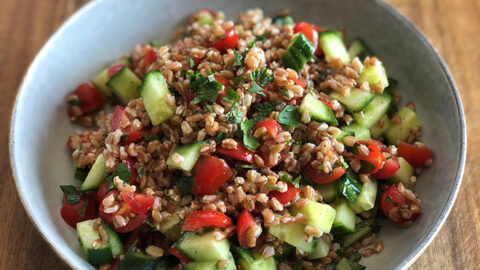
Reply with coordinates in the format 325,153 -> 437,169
1,0 -> 478,269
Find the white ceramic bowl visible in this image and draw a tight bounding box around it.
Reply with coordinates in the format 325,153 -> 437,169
10,0 -> 466,269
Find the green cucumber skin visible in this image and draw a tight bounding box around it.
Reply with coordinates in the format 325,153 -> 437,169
77,219 -> 113,265
315,182 -> 340,203
139,71 -> 176,126
307,237 -> 331,260
173,231 -> 231,261
347,180 -> 378,214
80,154 -> 106,191
299,93 -> 338,125
342,226 -> 372,248
331,88 -> 375,113
319,31 -> 350,63
341,124 -> 371,141
92,68 -> 112,97
370,114 -> 391,139
107,67 -> 141,104
348,39 -> 371,61
384,106 -> 420,145
101,220 -> 124,257
268,223 -> 316,253
353,93 -> 392,129
331,199 -> 356,236
115,251 -> 157,270
298,200 -> 336,233
282,33 -> 315,71
238,252 -> 276,270
166,141 -> 205,172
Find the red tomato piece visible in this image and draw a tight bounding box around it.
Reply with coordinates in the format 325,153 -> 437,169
372,156 -> 401,179
111,106 -> 129,131
122,158 -> 138,184
192,156 -> 233,195
191,55 -> 203,69
169,247 -> 190,263
258,151 -> 287,168
321,100 -> 333,109
293,22 -> 319,49
182,210 -> 232,232
292,78 -> 306,88
380,185 -> 421,225
138,47 -> 158,70
304,165 -> 346,184
99,191 -> 148,233
254,119 -> 283,138
110,105 -> 144,145
237,210 -> 257,247
121,192 -> 155,215
269,183 -> 300,205
94,181 -> 110,205
115,214 -> 148,233
71,82 -> 104,115
186,91 -> 196,103
214,75 -> 232,103
356,140 -> 384,174
371,139 -> 388,152
60,194 -> 96,228
215,140 -> 254,163
210,27 -> 239,52
108,64 -> 124,77
397,142 -> 434,168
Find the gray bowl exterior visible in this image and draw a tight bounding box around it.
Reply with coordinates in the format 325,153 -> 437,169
9,0 -> 465,269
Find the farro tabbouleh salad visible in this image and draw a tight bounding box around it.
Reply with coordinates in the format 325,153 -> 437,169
59,8 -> 435,270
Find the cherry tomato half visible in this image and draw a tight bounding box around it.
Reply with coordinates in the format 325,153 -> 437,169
121,192 -> 155,215
210,27 -> 239,52
111,105 -> 144,145
294,22 -> 319,49
182,210 -> 232,232
372,156 -> 400,179
268,182 -> 300,205
380,185 -> 421,225
215,140 -> 254,163
60,194 -> 96,228
70,82 -> 104,115
356,140 -> 384,174
254,119 -> 283,138
237,210 -> 257,247
99,191 -> 148,233
192,156 -> 233,195
304,165 -> 347,184
214,75 -> 232,103
397,142 -> 433,168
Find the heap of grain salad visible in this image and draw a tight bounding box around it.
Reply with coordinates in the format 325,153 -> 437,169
60,8 -> 434,270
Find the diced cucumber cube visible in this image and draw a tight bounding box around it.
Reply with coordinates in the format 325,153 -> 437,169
173,231 -> 231,261
331,199 -> 356,235
77,219 -> 113,265
335,258 -> 366,270
353,93 -> 392,129
330,88 -> 374,113
370,114 -> 391,139
101,220 -> 123,258
342,226 -> 372,248
298,200 -> 336,233
347,180 -> 378,214
384,107 -> 420,145
238,252 -> 276,270
269,223 -> 316,253
357,59 -> 389,92
319,31 -> 350,63
282,33 -> 315,71
92,68 -> 112,97
139,71 -> 176,126
299,93 -> 338,125
80,154 -> 106,191
341,124 -> 371,141
307,237 -> 331,260
166,141 -> 206,172
348,39 -> 371,61
107,67 -> 141,104
314,182 -> 340,203
388,157 -> 414,188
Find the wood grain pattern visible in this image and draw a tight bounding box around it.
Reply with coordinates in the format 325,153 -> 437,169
0,0 -> 477,269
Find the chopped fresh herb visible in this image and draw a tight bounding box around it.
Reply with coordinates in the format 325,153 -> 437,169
137,166 -> 144,179
77,200 -> 88,218
384,195 -> 392,204
144,134 -> 162,142
250,68 -> 274,86
254,33 -> 268,43
231,76 -> 245,86
293,262 -> 304,270
265,183 -> 281,191
106,163 -> 132,190
386,155 -> 393,160
168,85 -> 178,95
240,164 -> 258,169
393,202 -> 399,207
74,167 -> 89,181
225,104 -> 243,124
279,89 -> 290,99
60,185 -> 82,205
278,104 -> 300,128
183,29 -> 194,39
248,41 -> 256,48
240,119 -> 261,151
222,87 -> 240,103
232,49 -> 245,67
68,99 -> 82,106
247,82 -> 266,96
348,251 -> 362,262
78,143 -> 83,151
102,134 -> 108,138
149,41 -> 165,48
252,101 -> 278,125
204,104 -> 213,112
188,71 -> 222,104
186,56 -> 195,69
340,156 -> 349,168
337,169 -> 362,203
215,132 -> 228,143
120,134 -> 129,143
144,220 -> 158,230
282,173 -> 301,188
177,175 -> 194,196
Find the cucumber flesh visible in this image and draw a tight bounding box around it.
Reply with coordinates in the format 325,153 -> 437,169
341,124 -> 371,141
319,31 -> 350,63
384,107 -> 420,145
307,237 -> 331,260
331,199 -> 356,236
299,93 -> 338,125
298,200 -> 336,233
159,212 -> 182,239
80,154 -> 106,191
139,71 -> 176,126
333,130 -> 355,143
348,39 -> 371,61
282,33 -> 315,71
173,231 -> 231,261
101,220 -> 123,258
357,59 -> 389,92
107,67 -> 141,104
166,141 -> 206,172
92,68 -> 112,97
388,157 -> 414,188
342,226 -> 372,248
335,258 -> 366,270
315,182 -> 340,203
196,12 -> 214,26
238,252 -> 276,270
347,180 -> 378,214
331,88 -> 374,113
370,114 -> 390,139
77,219 -> 113,265
268,223 -> 316,253
353,93 -> 392,129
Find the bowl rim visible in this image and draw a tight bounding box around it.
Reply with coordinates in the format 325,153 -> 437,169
8,0 -> 466,269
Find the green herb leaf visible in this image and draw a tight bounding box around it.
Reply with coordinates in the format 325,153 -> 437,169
232,49 -> 245,67
278,104 -> 300,128
282,173 -> 301,188
204,104 -> 213,112
340,156 -> 349,168
144,220 -> 158,230
279,89 -> 290,99
68,99 -> 83,106
106,163 -> 132,190
222,87 -> 240,103
177,175 -> 194,196
252,101 -> 278,126
186,56 -> 195,68
225,104 -> 243,124
137,166 -> 144,179
183,29 -> 194,39
144,134 -> 162,142
250,68 -> 274,86
231,76 -> 245,87
78,200 -> 88,218
255,33 -> 268,43
241,119 -> 261,151
74,167 -> 89,181
189,71 -> 222,104
337,169 -> 362,203
60,185 -> 82,205
149,41 -> 165,48
265,183 -> 281,191
247,82 -> 266,96
215,132 -> 228,142
384,195 -> 392,204
120,134 -> 129,143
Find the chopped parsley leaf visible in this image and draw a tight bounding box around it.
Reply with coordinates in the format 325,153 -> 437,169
278,104 -> 300,128
68,99 -> 82,106
232,49 -> 245,67
247,82 -> 265,96
265,184 -> 281,191
225,104 -> 243,124
186,56 -> 195,68
240,119 -> 260,151
222,87 -> 240,103
60,185 -> 82,205
106,163 -> 132,190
